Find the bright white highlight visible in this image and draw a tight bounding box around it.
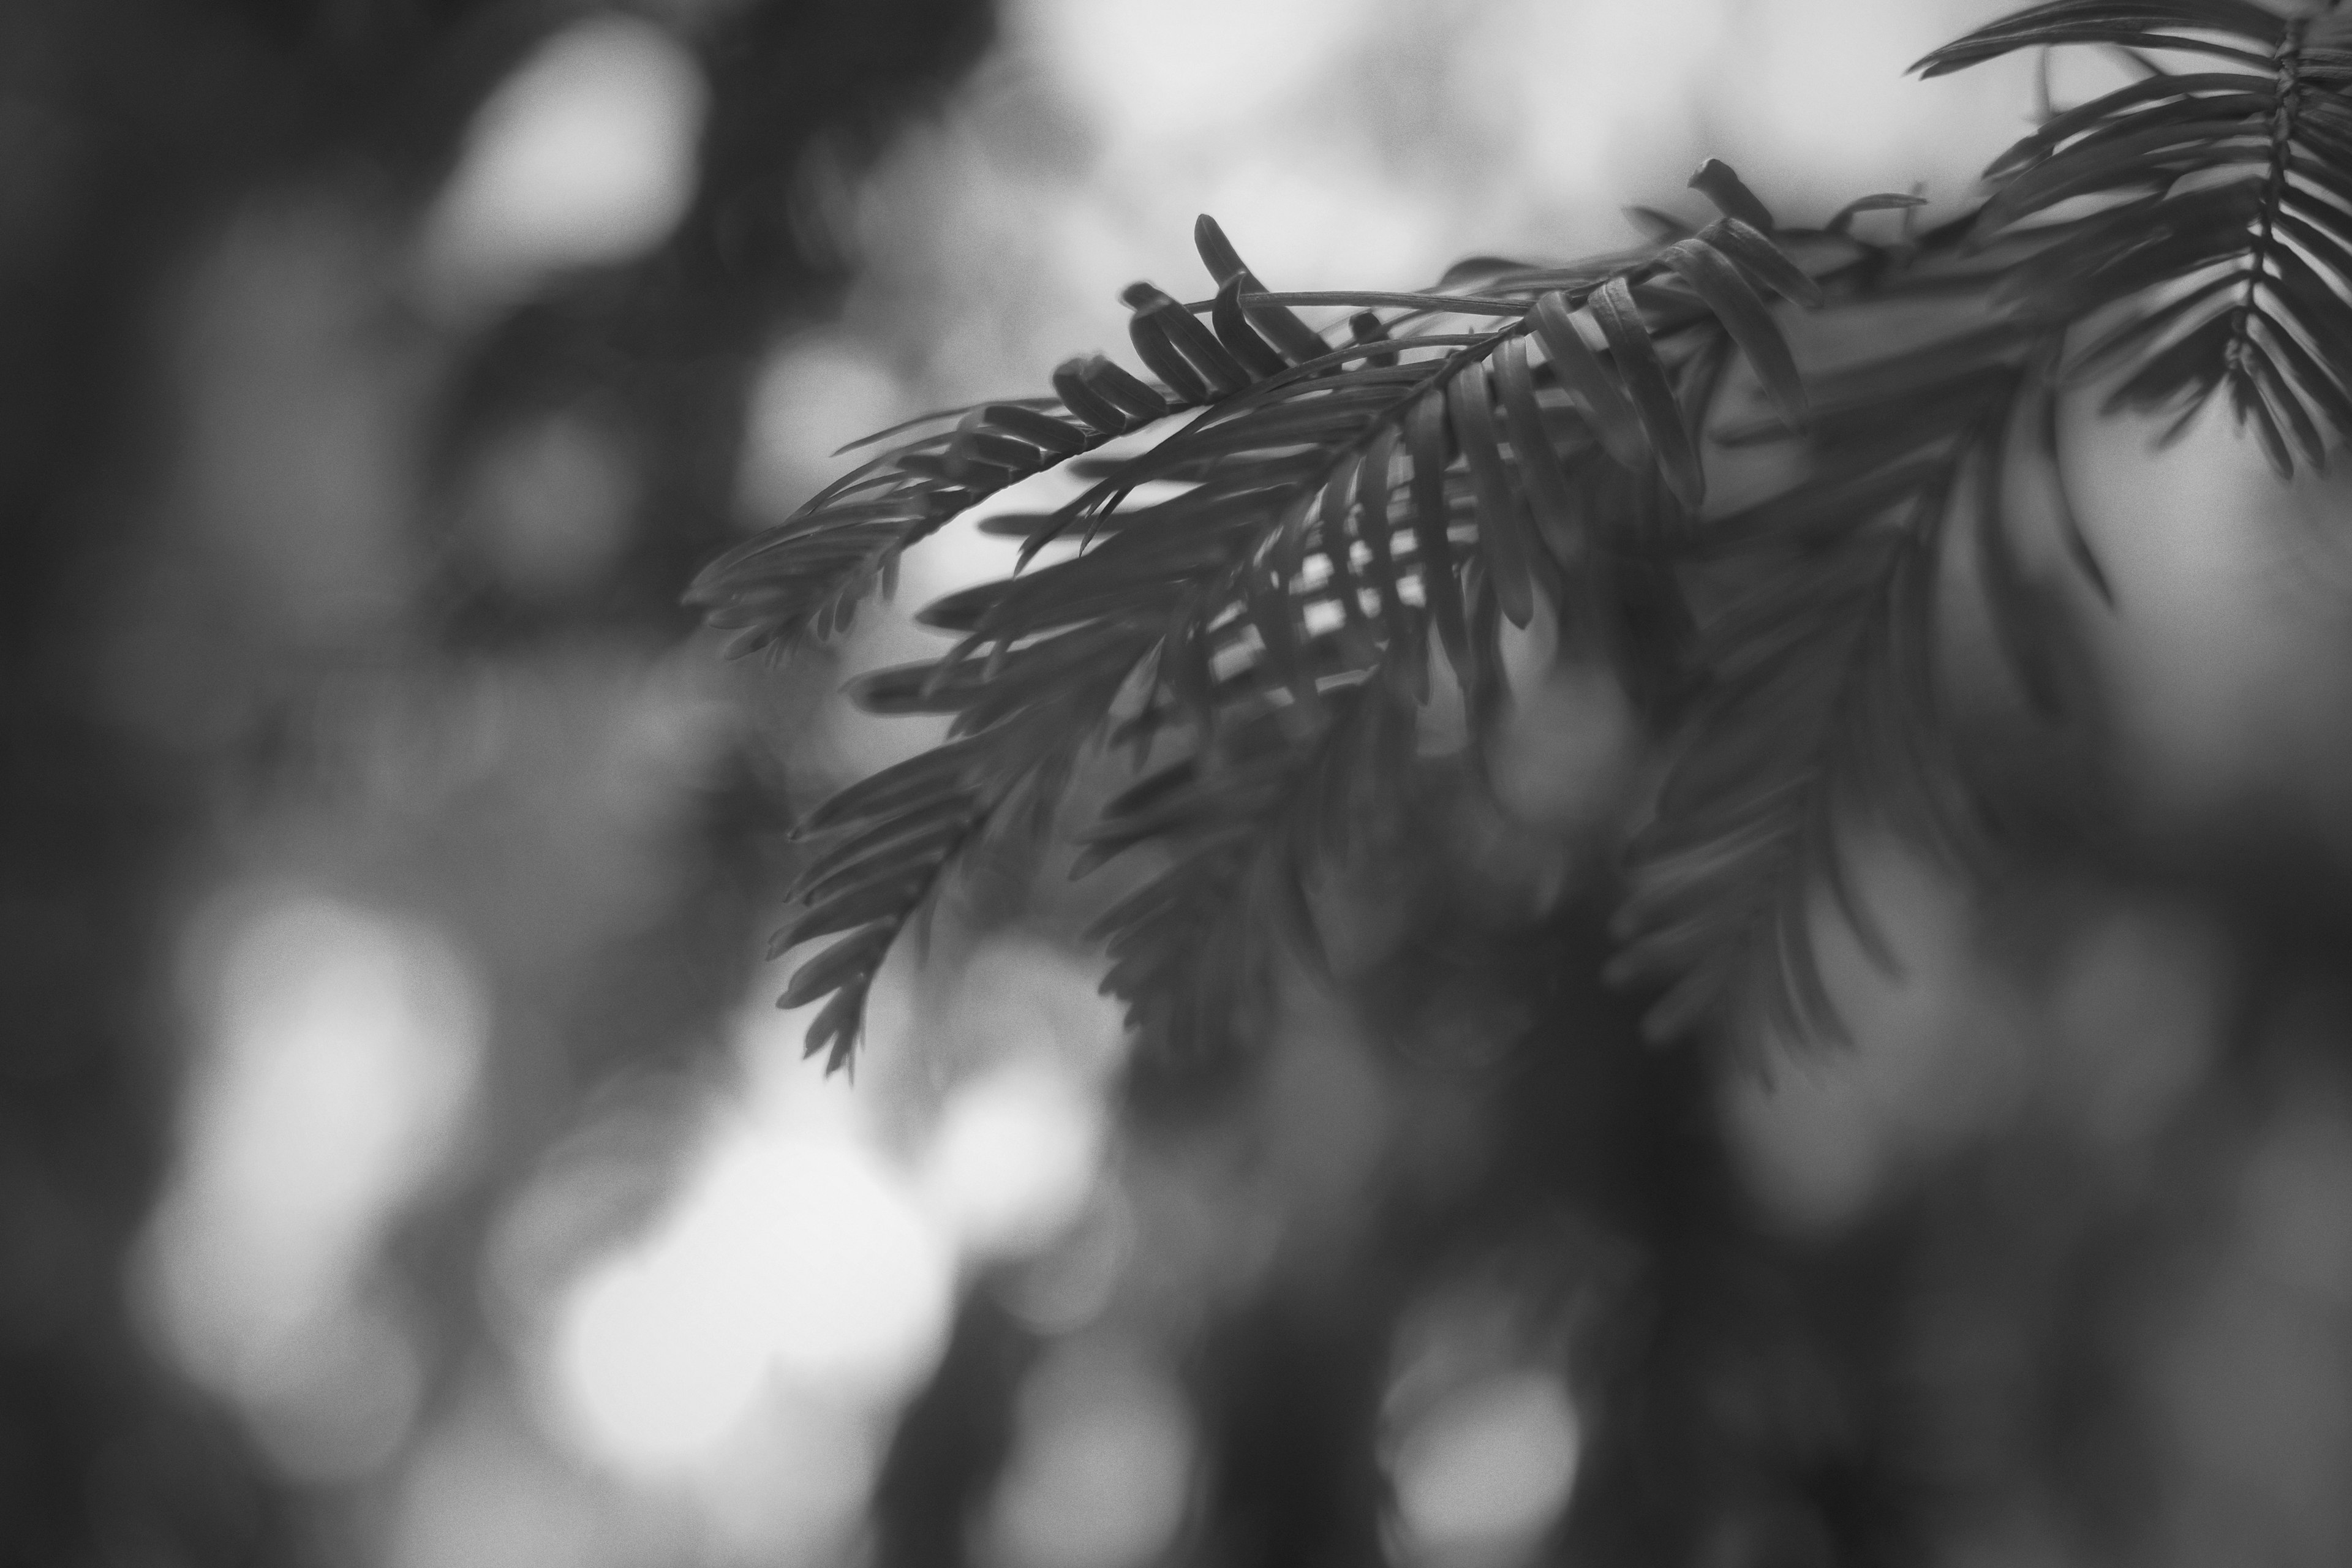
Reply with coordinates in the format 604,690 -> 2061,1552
919,1064 -> 1105,1260
140,891 -> 483,1479
421,16 -> 707,307
548,1126 -> 952,1477
1451,0 -> 1730,209
1021,0 -> 1362,144
1389,1369 -> 1582,1561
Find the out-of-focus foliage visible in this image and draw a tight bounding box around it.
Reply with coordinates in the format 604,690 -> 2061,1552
2,0 -> 990,1561
18,2 -> 2352,1567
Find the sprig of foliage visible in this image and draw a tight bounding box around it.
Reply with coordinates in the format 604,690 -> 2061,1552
695,166 -> 1824,1066
1610,320 -> 2071,1046
1920,0 -> 2352,470
694,1 -> 2352,1071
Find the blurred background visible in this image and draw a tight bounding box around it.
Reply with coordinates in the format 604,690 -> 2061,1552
12,0 -> 2352,1564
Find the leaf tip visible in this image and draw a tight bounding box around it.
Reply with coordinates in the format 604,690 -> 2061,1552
1688,157 -> 1777,233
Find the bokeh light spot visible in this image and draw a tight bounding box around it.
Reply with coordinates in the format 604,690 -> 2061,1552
738,334 -> 911,522
420,15 -> 707,309
546,1125 -> 952,1478
139,890 -> 483,1479
1019,0 -> 1363,145
979,1336 -> 1197,1568
919,1063 -> 1106,1260
1388,1368 -> 1581,1565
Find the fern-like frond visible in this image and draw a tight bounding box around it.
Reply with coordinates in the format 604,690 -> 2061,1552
1920,0 -> 2352,472
1082,662 -> 1420,1061
685,391 -> 1126,658
689,4 -> 2352,1071
1612,309 -> 2101,1046
693,162 -> 1830,1069
775,617 -> 1154,1070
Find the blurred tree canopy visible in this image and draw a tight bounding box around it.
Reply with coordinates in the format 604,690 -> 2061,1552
14,3 -> 2352,1567
3,0 -> 987,1559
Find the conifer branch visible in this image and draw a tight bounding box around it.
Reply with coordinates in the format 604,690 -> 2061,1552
696,1 -> 2352,1068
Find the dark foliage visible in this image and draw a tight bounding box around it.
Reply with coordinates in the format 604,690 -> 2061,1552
695,0 -> 2352,1077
